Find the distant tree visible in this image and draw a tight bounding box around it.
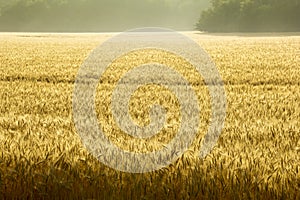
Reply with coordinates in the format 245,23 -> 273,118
196,0 -> 300,32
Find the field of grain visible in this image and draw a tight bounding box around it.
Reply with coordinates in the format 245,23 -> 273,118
0,32 -> 299,199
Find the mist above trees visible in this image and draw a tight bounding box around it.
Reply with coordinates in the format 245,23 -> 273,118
1,0 -> 299,32
0,0 -> 209,32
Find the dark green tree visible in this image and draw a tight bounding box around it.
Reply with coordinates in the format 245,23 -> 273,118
196,0 -> 300,32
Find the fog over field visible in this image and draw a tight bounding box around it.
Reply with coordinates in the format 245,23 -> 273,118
0,0 -> 210,31
1,0 -> 299,32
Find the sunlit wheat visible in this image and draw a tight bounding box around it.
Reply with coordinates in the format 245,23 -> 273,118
0,33 -> 299,199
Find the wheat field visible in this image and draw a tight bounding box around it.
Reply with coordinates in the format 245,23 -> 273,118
0,32 -> 299,199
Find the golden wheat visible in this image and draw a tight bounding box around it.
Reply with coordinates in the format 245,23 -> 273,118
0,32 -> 299,199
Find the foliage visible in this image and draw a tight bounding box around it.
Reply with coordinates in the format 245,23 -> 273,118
196,0 -> 300,32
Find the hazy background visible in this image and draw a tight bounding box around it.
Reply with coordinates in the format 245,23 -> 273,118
0,0 -> 299,32
0,0 -> 210,32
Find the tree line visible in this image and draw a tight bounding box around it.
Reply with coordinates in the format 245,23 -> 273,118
196,0 -> 300,32
1,0 -> 298,32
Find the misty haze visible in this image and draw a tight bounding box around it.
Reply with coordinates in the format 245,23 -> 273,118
1,0 -> 299,32
0,0 -> 210,32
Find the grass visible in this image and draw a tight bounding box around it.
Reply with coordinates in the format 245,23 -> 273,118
0,32 -> 299,199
